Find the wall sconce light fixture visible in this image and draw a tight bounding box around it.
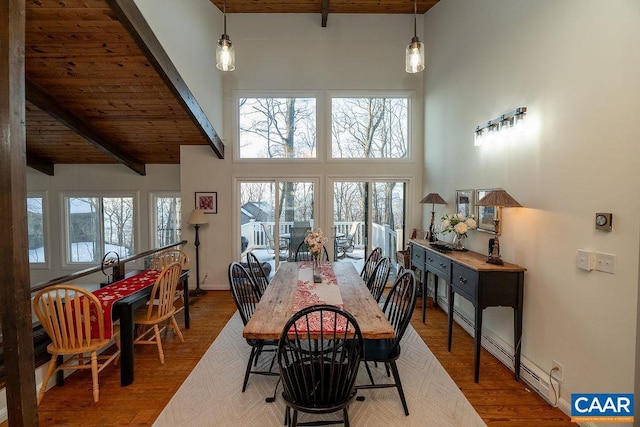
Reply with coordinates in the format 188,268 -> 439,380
474,107 -> 527,146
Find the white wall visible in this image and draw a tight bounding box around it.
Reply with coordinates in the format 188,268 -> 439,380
423,0 -> 640,416
134,0 -> 224,133
27,164 -> 180,285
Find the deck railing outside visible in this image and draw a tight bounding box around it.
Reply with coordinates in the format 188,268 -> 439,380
241,221 -> 401,258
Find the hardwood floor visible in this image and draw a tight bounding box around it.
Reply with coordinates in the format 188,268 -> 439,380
9,290 -> 576,426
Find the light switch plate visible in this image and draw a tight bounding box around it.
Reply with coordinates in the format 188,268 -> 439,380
595,252 -> 616,274
577,250 -> 595,271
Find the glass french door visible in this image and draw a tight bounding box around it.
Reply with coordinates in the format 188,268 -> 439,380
333,180 -> 406,277
239,180 -> 316,273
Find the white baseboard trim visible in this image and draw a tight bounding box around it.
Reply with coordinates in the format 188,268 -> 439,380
434,294 -> 575,422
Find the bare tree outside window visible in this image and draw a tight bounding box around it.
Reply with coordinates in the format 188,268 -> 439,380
66,196 -> 134,263
332,97 -> 408,159
27,196 -> 45,263
238,97 -> 317,159
153,195 -> 181,247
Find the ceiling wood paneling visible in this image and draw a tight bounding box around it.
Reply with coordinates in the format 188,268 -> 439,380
209,0 -> 439,15
25,0 -> 221,175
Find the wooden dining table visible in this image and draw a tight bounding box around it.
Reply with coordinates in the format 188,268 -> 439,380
243,261 -> 394,340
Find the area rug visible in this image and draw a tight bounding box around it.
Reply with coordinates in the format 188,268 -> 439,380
154,312 -> 485,426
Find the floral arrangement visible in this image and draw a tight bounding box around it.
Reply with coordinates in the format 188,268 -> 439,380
304,228 -> 328,257
440,213 -> 477,238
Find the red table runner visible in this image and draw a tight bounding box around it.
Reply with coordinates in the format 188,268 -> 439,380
90,269 -> 160,338
290,262 -> 349,334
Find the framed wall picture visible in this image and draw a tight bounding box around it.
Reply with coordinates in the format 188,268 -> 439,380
475,188 -> 496,232
195,192 -> 218,214
455,189 -> 474,217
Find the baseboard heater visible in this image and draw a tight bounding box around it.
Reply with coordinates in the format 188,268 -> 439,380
434,295 -> 570,416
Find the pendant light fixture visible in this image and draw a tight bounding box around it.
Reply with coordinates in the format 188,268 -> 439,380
405,0 -> 425,73
216,0 -> 235,72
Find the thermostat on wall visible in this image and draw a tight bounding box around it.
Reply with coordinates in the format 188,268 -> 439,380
595,213 -> 612,231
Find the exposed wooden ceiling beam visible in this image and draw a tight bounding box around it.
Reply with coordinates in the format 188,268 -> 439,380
25,79 -> 147,176
109,0 -> 225,159
321,0 -> 330,27
26,152 -> 54,176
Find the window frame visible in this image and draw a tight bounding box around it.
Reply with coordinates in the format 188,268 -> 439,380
233,90 -> 323,163
27,191 -> 50,269
149,191 -> 182,249
60,191 -> 139,268
327,90 -> 414,162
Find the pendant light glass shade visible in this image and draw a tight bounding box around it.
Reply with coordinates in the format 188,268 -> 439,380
216,2 -> 235,72
216,35 -> 235,71
405,37 -> 424,73
406,0 -> 425,74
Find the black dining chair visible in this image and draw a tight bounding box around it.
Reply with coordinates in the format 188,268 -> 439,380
245,251 -> 270,298
278,304 -> 364,427
366,256 -> 391,303
228,262 -> 279,392
360,247 -> 382,283
356,269 -> 417,416
294,241 -> 330,262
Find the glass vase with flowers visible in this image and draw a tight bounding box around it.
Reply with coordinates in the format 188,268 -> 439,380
304,228 -> 328,282
440,213 -> 477,250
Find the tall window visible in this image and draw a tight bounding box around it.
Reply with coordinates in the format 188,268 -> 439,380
151,193 -> 181,248
332,97 -> 409,159
238,97 -> 317,159
27,194 -> 46,264
64,195 -> 135,263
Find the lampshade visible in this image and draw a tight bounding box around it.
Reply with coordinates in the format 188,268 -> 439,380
475,189 -> 522,207
188,209 -> 209,225
216,0 -> 235,72
405,0 -> 425,74
420,193 -> 446,205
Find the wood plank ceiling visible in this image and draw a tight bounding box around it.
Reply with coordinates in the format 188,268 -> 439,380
24,0 -> 439,176
25,0 -> 222,176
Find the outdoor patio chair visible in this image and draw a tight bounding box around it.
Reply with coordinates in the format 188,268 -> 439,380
335,221 -> 360,259
261,223 -> 288,257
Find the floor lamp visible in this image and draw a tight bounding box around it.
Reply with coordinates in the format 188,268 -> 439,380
420,193 -> 447,242
188,209 -> 209,296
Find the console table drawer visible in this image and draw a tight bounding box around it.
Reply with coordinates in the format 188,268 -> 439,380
425,251 -> 451,281
452,264 -> 478,299
410,243 -> 425,269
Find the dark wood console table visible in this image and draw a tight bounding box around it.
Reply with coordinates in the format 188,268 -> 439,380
410,239 -> 526,383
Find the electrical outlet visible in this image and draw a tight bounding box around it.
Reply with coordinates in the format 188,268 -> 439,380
551,360 -> 564,383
